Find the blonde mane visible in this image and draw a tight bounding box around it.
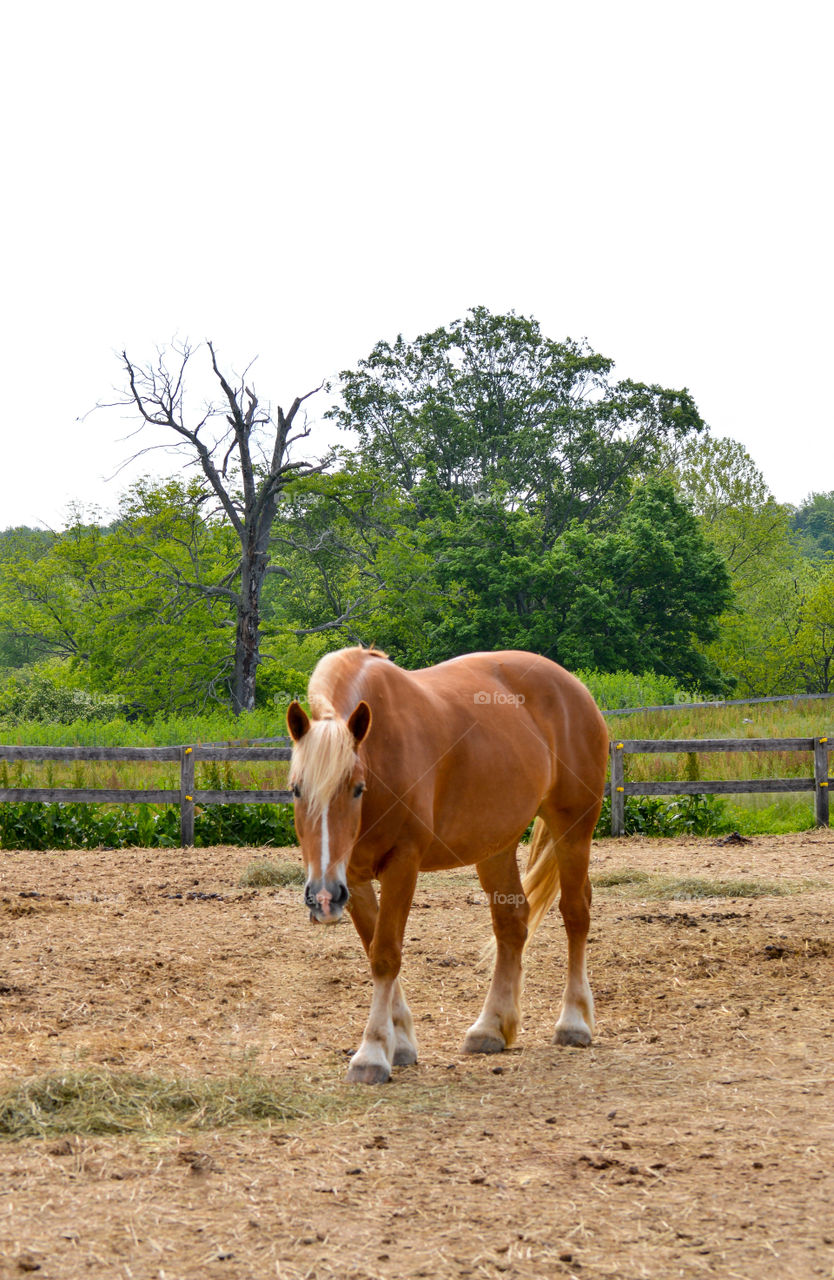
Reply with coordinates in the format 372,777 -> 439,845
289,710 -> 357,821
288,647 -> 386,819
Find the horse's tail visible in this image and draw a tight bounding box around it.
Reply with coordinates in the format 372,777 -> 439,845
521,817 -> 561,949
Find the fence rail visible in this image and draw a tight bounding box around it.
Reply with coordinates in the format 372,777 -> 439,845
1,736 -> 831,845
0,743 -> 293,846
609,736 -> 831,836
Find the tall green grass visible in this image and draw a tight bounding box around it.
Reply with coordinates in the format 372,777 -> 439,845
605,696 -> 834,743
0,706 -> 291,747
577,669 -> 700,710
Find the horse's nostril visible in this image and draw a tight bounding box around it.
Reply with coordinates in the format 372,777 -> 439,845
305,880 -> 348,911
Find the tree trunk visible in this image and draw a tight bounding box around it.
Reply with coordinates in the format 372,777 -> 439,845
232,556 -> 266,715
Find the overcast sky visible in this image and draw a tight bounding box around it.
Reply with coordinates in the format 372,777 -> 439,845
1,1 -> 831,530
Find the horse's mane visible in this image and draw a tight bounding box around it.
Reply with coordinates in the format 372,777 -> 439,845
289,647 -> 385,819
289,713 -> 356,821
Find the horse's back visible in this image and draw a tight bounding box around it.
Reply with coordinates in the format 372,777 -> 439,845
308,647 -> 608,866
415,650 -> 608,798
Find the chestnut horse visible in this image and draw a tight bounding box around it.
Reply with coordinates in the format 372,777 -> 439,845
287,647 -> 608,1084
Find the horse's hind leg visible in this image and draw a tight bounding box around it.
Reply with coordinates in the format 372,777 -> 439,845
538,802 -> 596,1047
463,848 -> 529,1055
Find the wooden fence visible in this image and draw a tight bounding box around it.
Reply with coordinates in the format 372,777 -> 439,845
609,737 -> 831,836
0,743 -> 292,846
1,736 -> 831,845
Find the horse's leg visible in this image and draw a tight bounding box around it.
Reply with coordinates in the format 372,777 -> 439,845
462,848 -> 529,1055
538,803 -> 596,1047
347,880 -> 418,1067
347,852 -> 419,1085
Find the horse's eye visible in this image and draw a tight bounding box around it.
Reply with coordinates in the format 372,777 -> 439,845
353,783 -> 365,798
292,784 -> 301,799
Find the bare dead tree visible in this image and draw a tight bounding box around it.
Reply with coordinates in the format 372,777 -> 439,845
114,341 -> 331,714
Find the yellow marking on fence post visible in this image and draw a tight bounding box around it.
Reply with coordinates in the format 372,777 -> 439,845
616,786 -> 625,792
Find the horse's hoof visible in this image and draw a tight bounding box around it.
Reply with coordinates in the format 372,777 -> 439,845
346,1061 -> 391,1085
462,1032 -> 506,1055
553,1026 -> 592,1048
392,1046 -> 418,1066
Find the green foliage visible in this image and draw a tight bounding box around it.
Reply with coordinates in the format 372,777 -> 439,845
576,670 -> 696,710
0,481 -> 240,718
400,478 -> 732,690
0,660 -> 125,725
668,436 -> 834,696
594,793 -> 727,838
707,555 -> 834,695
0,798 -> 296,851
331,306 -> 706,532
792,490 -> 834,557
669,434 -> 771,520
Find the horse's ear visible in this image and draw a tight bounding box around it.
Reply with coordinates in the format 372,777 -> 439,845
287,701 -> 310,742
347,700 -> 372,746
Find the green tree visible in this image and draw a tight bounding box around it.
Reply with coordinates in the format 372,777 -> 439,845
415,478 -> 732,690
115,341 -> 330,712
790,560 -> 834,692
331,306 -> 706,534
0,482 -> 240,716
273,460 -> 443,660
670,435 -> 812,696
791,490 -> 834,557
0,527 -> 57,667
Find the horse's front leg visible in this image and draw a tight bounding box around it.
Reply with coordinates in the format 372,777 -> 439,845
347,880 -> 418,1069
347,853 -> 419,1085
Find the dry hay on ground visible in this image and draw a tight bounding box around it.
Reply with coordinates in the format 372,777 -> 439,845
0,832 -> 833,1280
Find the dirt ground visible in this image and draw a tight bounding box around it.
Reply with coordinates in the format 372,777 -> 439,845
1,830 -> 833,1280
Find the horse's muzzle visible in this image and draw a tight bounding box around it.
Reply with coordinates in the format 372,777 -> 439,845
305,877 -> 349,924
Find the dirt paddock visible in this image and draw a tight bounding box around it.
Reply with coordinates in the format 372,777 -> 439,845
1,831 -> 833,1280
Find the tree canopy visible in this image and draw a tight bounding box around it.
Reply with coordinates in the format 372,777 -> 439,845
330,306 -> 707,533
792,490 -> 834,557
3,307 -> 818,717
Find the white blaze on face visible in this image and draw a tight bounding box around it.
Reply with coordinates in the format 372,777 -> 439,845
319,801 -> 330,877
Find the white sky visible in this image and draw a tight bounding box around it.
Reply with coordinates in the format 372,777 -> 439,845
1,0 -> 831,530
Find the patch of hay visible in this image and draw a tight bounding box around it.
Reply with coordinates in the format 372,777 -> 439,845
238,859 -> 306,888
0,1070 -> 317,1140
592,868 -> 816,900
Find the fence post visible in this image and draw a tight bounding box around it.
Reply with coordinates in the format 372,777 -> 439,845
814,736 -> 830,827
180,745 -> 195,847
610,741 -> 625,837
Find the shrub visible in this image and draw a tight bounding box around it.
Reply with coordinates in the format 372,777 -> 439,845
0,799 -> 297,851
594,792 -> 727,838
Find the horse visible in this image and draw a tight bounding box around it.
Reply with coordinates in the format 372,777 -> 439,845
286,646 -> 609,1084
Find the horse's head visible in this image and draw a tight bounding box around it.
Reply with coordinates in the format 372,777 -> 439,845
286,699 -> 371,924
